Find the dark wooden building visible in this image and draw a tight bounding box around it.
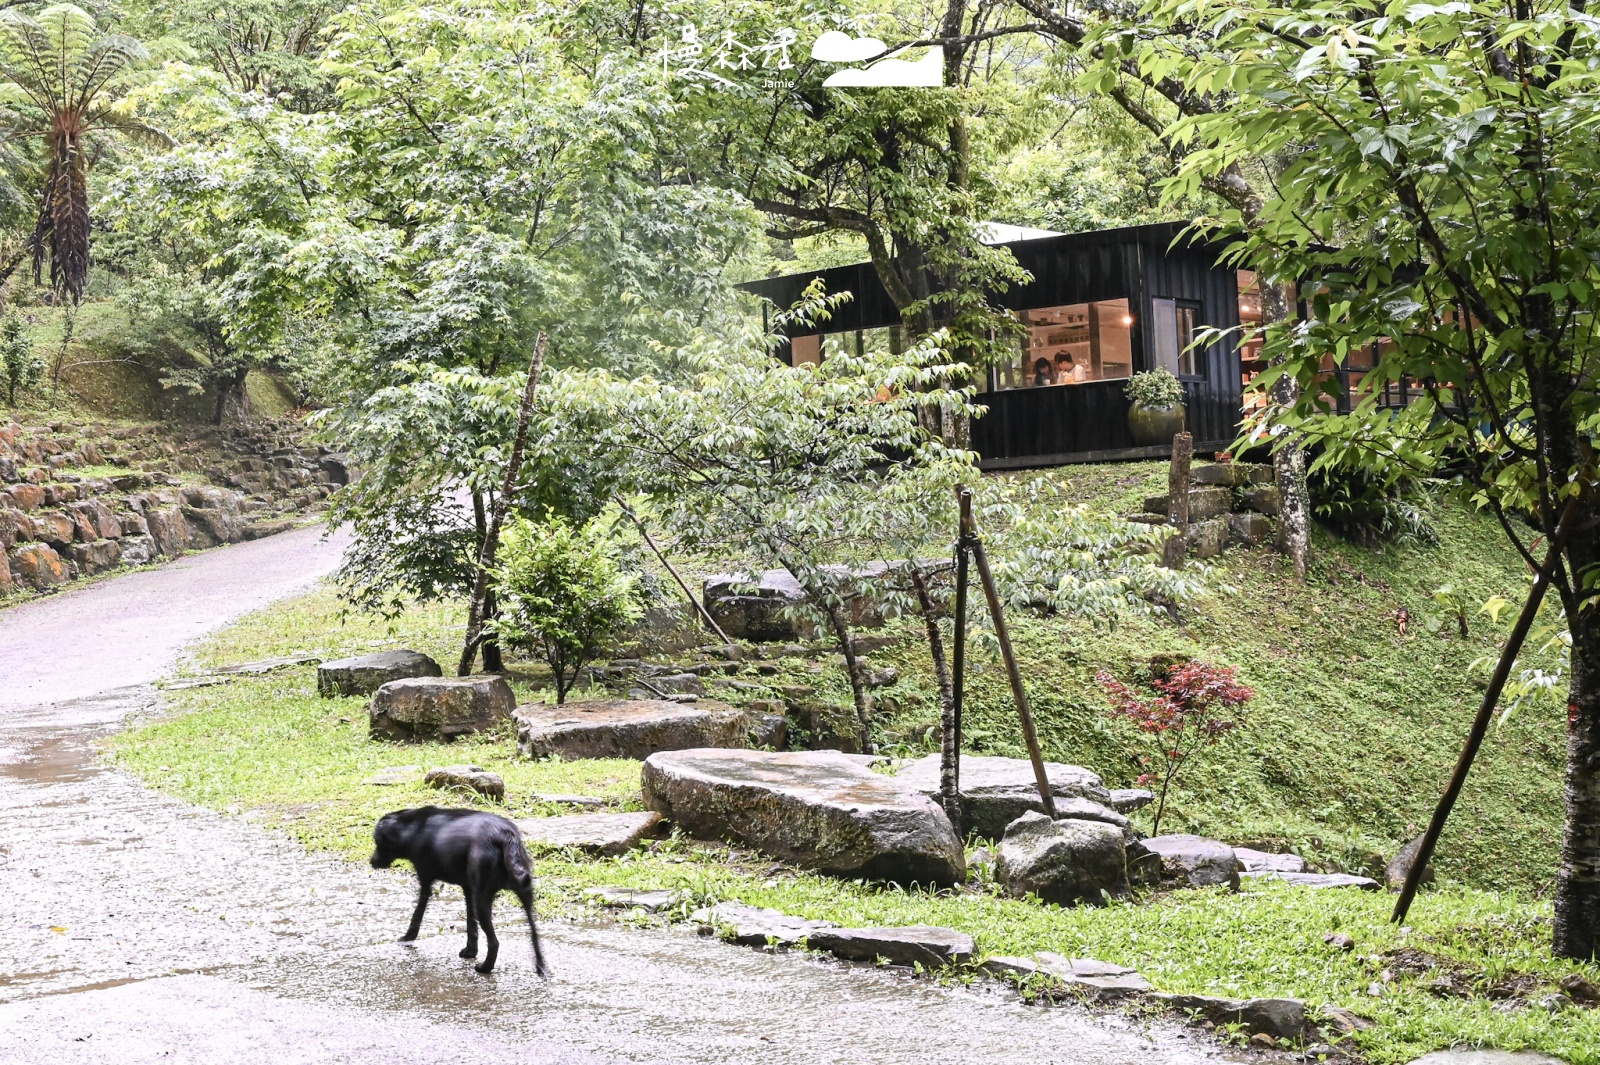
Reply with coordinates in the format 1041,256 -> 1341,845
743,221 -> 1253,469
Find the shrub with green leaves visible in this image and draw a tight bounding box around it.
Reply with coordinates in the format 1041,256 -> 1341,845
0,311 -> 41,406
1123,369 -> 1184,409
488,514 -> 642,704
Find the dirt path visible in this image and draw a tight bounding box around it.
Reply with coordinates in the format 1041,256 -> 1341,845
0,531 -> 1248,1064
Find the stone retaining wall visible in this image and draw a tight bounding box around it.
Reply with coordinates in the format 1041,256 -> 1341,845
0,416 -> 345,598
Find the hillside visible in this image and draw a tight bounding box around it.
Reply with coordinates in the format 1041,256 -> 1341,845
878,462 -> 1563,893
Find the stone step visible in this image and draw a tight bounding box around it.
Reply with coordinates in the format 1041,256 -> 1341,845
1142,486 -> 1232,521
1192,462 -> 1272,487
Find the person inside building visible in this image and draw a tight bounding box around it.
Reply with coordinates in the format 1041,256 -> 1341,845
1031,356 -> 1055,387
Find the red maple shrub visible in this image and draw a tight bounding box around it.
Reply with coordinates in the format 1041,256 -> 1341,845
1095,659 -> 1254,836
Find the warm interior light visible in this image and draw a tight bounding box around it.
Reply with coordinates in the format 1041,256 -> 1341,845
1121,315 -> 1133,326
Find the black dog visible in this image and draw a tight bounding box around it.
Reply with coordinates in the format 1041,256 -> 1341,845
371,806 -> 549,976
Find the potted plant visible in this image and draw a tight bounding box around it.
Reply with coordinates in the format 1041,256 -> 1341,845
1124,368 -> 1186,446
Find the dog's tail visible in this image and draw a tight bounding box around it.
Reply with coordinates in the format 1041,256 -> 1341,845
501,828 -> 550,979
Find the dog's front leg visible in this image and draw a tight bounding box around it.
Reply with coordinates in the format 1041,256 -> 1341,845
401,877 -> 434,942
459,891 -> 479,959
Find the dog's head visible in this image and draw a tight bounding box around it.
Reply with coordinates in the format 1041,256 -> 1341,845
370,810 -> 411,869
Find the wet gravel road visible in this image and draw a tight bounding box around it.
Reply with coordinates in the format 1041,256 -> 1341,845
0,528 -> 1250,1064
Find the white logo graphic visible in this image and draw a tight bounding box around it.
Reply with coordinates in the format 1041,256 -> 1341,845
812,30 -> 942,87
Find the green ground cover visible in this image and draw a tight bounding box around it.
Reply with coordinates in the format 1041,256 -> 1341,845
109,469 -> 1596,1063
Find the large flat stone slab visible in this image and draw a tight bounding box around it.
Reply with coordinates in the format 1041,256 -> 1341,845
515,699 -> 747,760
319,649 -> 441,697
584,886 -> 686,913
693,902 -> 836,947
895,754 -> 1112,837
1234,847 -> 1307,873
369,675 -> 513,742
642,749 -> 965,886
1035,953 -> 1152,997
1242,871 -> 1379,890
515,811 -> 665,857
806,926 -> 975,968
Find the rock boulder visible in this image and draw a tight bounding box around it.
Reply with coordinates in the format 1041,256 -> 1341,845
641,748 -> 965,886
424,764 -> 505,800
369,675 -> 514,742
994,811 -> 1131,906
896,754 -> 1112,838
1152,994 -> 1312,1042
319,650 -> 443,698
703,569 -> 809,641
515,699 -> 748,760
1385,834 -> 1436,892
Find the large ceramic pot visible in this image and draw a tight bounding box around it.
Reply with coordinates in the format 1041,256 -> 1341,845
1127,401 -> 1187,446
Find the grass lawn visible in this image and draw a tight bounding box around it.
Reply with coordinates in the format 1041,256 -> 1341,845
109,472 -> 1599,1064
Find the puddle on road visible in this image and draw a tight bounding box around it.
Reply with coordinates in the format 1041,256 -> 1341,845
0,731 -> 108,786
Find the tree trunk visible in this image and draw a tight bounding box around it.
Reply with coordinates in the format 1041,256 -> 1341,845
458,333 -> 546,676
826,600 -> 874,756
1260,281 -> 1310,579
480,585 -> 504,673
1556,583 -> 1600,959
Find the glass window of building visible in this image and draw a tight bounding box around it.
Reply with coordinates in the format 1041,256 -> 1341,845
1151,297 -> 1204,378
993,298 -> 1133,390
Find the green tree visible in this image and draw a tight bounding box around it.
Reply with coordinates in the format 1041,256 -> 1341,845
127,0 -> 336,111
0,4 -> 172,300
1144,0 -> 1600,959
490,513 -> 643,705
0,309 -> 40,404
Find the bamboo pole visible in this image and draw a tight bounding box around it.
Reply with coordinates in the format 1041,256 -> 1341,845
1391,494 -> 1581,923
617,499 -> 731,645
962,487 -> 1056,818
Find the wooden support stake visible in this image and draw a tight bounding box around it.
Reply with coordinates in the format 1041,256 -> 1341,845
1162,431 -> 1193,569
618,499 -> 731,645
1392,494 -> 1581,924
459,333 -> 546,676
964,488 -> 1056,818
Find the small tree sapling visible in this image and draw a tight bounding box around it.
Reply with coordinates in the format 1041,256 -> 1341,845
488,514 -> 642,705
1096,659 -> 1254,836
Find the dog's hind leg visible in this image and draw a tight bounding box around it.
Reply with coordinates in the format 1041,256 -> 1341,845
515,883 -> 550,978
459,890 -> 479,959
473,888 -> 499,975
401,877 -> 434,942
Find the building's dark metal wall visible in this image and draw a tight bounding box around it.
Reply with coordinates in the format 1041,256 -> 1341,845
741,222 -> 1243,465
